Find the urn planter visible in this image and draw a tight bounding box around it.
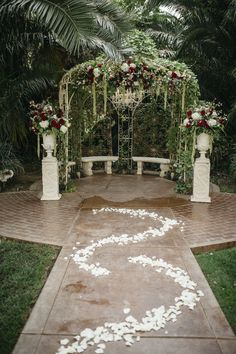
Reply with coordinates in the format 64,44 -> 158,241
42,133 -> 56,158
196,132 -> 210,159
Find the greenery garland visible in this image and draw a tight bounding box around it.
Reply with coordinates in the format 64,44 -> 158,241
59,55 -> 200,189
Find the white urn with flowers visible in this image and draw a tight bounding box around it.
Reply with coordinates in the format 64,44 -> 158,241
29,100 -> 68,158
29,101 -> 67,201
181,102 -> 226,203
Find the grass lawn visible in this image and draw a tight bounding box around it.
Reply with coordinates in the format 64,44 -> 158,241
196,247 -> 236,334
0,238 -> 60,354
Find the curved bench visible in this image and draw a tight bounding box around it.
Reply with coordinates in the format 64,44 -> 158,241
81,156 -> 119,176
132,156 -> 171,177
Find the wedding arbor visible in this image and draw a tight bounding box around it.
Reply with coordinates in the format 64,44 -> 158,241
58,56 -> 200,185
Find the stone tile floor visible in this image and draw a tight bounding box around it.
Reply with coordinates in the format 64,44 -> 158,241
0,175 -> 235,354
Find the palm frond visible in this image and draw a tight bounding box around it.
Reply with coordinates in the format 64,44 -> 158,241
1,0 -> 131,57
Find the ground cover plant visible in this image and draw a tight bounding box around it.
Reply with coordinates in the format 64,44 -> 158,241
196,247 -> 236,334
0,237 -> 60,354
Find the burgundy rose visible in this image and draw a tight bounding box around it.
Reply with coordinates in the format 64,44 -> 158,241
51,119 -> 60,129
129,67 -> 136,73
201,110 -> 206,116
97,63 -> 102,68
187,110 -> 192,117
127,59 -> 132,64
198,119 -> 209,128
59,118 -> 65,125
197,120 -> 205,127
40,112 -> 47,121
186,122 -> 192,128
171,72 -> 178,79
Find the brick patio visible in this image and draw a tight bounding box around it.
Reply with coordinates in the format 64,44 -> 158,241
0,175 -> 235,354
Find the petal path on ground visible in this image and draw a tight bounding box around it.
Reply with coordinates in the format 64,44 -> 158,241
57,208 -> 204,354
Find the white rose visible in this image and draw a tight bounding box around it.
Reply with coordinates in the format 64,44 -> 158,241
212,110 -> 217,117
192,112 -> 201,121
183,118 -> 190,126
45,105 -> 52,111
60,125 -> 68,134
208,118 -> 217,127
121,63 -> 129,72
52,114 -> 57,119
93,68 -> 100,78
39,121 -> 49,128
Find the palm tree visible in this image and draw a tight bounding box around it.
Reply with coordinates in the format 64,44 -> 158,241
0,0 -> 132,145
0,0 -> 131,59
144,0 -> 236,115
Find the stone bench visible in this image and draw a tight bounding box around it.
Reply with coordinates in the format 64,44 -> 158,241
81,156 -> 119,176
132,157 -> 171,177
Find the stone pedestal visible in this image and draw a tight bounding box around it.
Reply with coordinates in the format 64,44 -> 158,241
191,158 -> 211,203
41,156 -> 61,201
191,133 -> 211,203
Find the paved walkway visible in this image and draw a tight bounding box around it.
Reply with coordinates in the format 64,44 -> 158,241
0,175 -> 235,354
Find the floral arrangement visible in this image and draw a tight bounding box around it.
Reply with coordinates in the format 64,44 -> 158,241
73,57 -> 196,91
67,56 -> 200,116
29,101 -> 68,136
182,102 -> 226,135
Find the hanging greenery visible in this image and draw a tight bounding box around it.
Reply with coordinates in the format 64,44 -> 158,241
59,55 -> 200,187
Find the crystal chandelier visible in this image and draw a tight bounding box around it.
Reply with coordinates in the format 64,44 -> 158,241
111,89 -> 144,110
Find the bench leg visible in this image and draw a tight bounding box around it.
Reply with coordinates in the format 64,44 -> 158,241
105,161 -> 112,174
160,164 -> 170,177
83,161 -> 93,176
137,161 -> 143,175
